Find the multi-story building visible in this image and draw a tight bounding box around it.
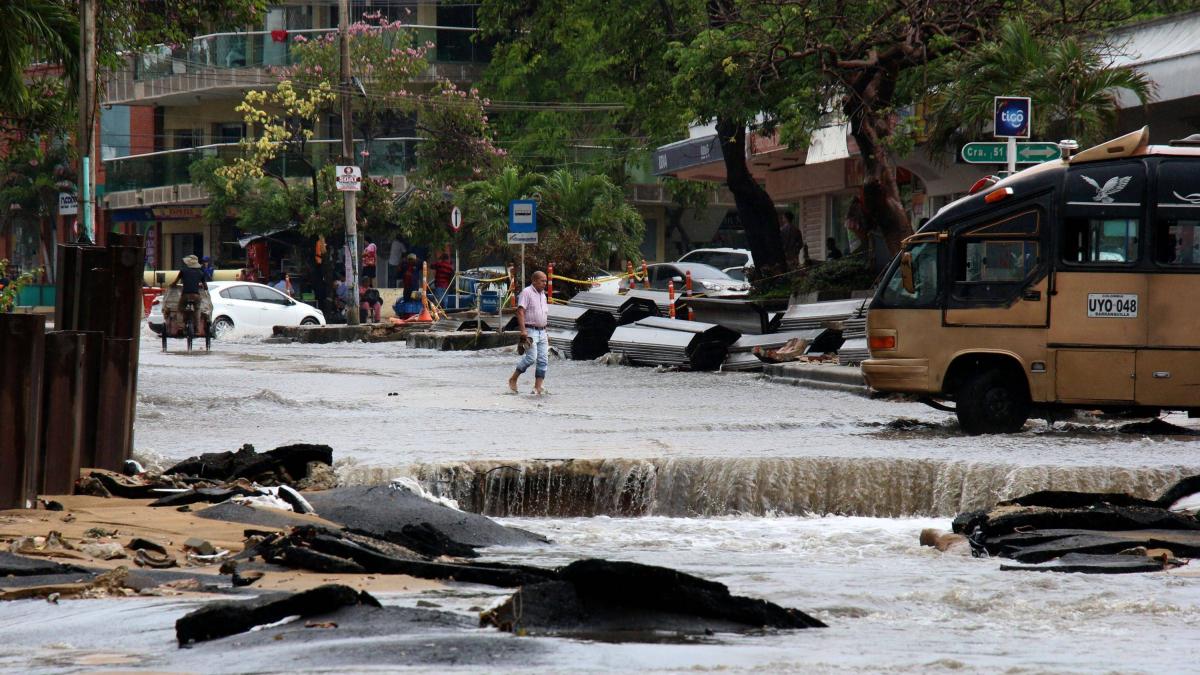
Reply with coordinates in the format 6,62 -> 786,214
96,1 -> 491,277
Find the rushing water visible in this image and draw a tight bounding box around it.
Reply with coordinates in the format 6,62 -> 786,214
25,331 -> 1187,672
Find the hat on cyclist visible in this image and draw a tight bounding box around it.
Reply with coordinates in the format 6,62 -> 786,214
183,255 -> 201,268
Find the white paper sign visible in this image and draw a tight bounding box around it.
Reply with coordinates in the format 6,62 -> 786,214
335,165 -> 362,192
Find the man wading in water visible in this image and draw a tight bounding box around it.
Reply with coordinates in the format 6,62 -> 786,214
508,270 -> 549,395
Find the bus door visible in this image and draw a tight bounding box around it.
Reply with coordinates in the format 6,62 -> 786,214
943,206 -> 1049,328
1048,160 -> 1148,403
1136,159 -> 1200,407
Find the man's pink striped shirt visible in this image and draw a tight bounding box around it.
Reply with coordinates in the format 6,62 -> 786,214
517,285 -> 548,328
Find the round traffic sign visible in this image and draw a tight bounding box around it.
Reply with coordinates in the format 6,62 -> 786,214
450,206 -> 462,232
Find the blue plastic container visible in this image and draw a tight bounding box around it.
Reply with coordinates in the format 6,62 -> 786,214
480,290 -> 500,313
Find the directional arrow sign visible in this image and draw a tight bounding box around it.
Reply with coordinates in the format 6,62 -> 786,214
961,142 -> 1061,165
1015,143 -> 1061,162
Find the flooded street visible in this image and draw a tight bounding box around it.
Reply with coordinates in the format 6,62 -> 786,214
32,331 -> 1184,673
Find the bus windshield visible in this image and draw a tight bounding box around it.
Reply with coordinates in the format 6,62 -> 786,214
880,242 -> 940,307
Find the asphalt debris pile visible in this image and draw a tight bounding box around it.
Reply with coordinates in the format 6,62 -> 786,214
246,525 -> 556,587
948,475 -> 1200,574
76,443 -> 335,510
481,559 -> 826,638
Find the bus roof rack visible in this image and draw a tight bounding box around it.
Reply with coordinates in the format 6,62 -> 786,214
1169,133 -> 1200,146
1068,126 -> 1149,164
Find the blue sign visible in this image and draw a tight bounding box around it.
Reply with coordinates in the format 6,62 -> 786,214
994,96 -> 1031,139
508,199 -> 538,244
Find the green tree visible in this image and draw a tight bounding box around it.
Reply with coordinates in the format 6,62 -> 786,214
282,13 -> 429,173
480,1 -> 795,277
925,19 -> 1154,151
0,0 -> 77,114
479,1 -> 700,179
673,0 -> 1184,262
461,165 -> 545,255
456,166 -> 643,284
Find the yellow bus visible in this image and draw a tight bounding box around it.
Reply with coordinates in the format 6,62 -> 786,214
863,127 -> 1200,434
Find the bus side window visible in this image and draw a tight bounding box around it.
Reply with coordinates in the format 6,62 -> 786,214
1062,218 -> 1139,263
1154,160 -> 1200,266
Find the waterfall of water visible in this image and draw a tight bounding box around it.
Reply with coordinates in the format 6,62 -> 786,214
336,456 -> 1198,518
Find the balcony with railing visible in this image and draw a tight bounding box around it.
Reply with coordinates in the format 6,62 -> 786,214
102,138 -> 419,207
103,25 -> 487,106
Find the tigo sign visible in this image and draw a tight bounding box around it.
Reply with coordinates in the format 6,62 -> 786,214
994,97 -> 1031,139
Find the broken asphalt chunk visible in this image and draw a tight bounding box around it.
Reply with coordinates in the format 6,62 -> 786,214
175,584 -> 381,645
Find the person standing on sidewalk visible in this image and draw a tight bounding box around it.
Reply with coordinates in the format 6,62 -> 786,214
507,270 -> 550,395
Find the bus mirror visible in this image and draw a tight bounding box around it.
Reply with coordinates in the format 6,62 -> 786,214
900,252 -> 915,294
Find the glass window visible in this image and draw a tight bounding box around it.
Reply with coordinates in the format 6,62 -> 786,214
251,286 -> 290,305
222,285 -> 254,301
1155,219 -> 1200,266
1062,218 -> 1139,264
680,251 -> 748,269
880,243 -> 940,307
962,241 -> 1039,282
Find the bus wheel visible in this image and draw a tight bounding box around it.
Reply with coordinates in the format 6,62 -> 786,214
956,369 -> 1029,435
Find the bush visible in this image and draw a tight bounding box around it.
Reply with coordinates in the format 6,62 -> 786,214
791,254 -> 875,296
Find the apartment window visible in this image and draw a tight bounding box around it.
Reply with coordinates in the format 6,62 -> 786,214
215,123 -> 245,144
173,129 -> 202,149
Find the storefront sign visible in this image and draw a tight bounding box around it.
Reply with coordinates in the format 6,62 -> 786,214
58,193 -> 78,215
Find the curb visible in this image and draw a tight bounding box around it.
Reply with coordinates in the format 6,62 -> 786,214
762,363 -> 869,396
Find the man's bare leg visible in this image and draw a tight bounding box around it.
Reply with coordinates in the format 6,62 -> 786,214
508,371 -> 520,393
533,377 -> 545,395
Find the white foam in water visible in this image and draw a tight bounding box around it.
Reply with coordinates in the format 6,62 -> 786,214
391,476 -> 461,511
1169,492 -> 1200,514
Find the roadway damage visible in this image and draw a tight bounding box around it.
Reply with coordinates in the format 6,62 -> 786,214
932,476 -> 1200,573
1,442 -> 826,653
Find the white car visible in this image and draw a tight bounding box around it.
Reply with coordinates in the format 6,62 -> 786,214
621,262 -> 751,297
147,281 -> 325,337
677,248 -> 754,275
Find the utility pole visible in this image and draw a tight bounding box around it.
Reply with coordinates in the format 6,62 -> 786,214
339,0 -> 359,324
77,0 -> 97,243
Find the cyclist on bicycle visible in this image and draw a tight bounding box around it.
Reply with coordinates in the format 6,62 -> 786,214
171,255 -> 208,313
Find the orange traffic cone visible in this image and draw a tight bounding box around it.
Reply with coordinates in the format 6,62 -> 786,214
415,294 -> 434,319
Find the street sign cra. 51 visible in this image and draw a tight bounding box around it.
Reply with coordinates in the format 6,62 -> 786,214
961,141 -> 1061,164
994,96 -> 1031,139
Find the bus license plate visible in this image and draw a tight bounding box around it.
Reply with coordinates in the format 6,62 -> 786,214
1087,293 -> 1138,318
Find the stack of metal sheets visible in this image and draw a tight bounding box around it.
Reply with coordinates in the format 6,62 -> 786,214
720,329 -> 843,371
608,317 -> 740,370
837,338 -> 870,365
778,299 -> 868,331
567,290 -> 661,325
431,315 -> 506,333
624,289 -> 682,318
683,297 -> 778,335
567,291 -> 627,318
545,304 -> 618,360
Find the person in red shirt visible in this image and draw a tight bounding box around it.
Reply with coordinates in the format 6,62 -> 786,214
431,252 -> 454,299
361,236 -> 377,281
